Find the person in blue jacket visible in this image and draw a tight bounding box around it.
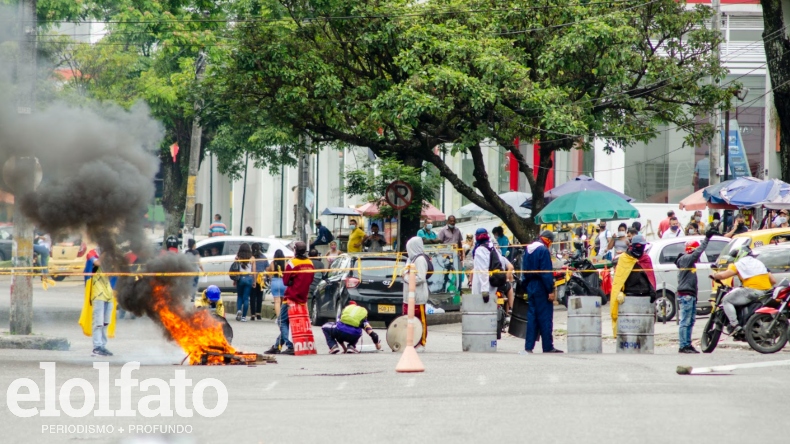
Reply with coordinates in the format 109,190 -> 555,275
520,230 -> 563,354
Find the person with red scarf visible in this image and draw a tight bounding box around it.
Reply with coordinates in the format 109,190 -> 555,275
610,235 -> 656,335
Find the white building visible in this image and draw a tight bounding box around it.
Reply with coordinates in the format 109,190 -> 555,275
195,0 -> 781,238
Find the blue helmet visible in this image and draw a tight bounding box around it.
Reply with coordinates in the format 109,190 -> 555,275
206,285 -> 221,302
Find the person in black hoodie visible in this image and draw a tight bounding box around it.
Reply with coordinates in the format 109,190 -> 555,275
675,229 -> 716,353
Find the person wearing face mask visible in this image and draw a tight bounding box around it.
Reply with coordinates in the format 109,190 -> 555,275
418,219 -> 440,244
520,230 -> 563,354
610,235 -> 656,336
347,219 -> 365,253
438,215 -> 464,259
661,216 -> 685,239
595,221 -> 612,258
363,223 -> 387,253
724,214 -> 749,238
693,211 -> 706,232
607,223 -> 630,256
685,221 -> 699,236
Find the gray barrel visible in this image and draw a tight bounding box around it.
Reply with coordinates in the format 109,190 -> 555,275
507,295 -> 528,339
616,296 -> 655,354
462,294 -> 497,352
567,296 -> 602,353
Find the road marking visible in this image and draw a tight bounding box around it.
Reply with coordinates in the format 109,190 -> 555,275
405,378 -> 415,388
478,375 -> 487,386
336,381 -> 347,391
265,381 -> 279,391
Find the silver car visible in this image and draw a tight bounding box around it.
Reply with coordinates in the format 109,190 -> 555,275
645,235 -> 731,321
195,236 -> 294,292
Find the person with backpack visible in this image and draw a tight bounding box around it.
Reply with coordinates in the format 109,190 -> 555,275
402,236 -> 431,351
521,230 -> 563,354
471,228 -> 509,304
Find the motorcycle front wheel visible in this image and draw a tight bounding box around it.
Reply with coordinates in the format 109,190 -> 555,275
744,313 -> 789,354
700,314 -> 723,353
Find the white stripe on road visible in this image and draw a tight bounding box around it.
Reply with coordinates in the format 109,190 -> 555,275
478,375 -> 487,386
265,381 -> 279,391
336,381 -> 347,391
405,378 -> 416,388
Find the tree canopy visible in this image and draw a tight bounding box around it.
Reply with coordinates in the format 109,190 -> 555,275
209,0 -> 732,242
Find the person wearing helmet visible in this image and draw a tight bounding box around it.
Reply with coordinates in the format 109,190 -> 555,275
195,285 -> 225,317
520,230 -> 563,354
165,235 -> 179,253
711,245 -> 776,335
322,301 -> 382,354
610,235 -> 656,336
674,229 -> 717,353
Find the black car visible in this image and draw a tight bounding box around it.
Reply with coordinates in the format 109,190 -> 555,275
309,251 -> 461,327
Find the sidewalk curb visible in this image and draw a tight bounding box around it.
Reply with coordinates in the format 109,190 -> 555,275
0,334 -> 70,351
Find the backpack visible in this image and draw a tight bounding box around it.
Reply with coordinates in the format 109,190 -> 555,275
473,244 -> 506,287
415,253 -> 435,277
229,261 -> 240,282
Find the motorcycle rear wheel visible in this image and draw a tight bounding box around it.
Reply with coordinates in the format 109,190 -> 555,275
744,313 -> 789,354
700,315 -> 722,353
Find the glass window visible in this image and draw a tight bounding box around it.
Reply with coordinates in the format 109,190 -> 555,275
359,258 -> 399,279
329,256 -> 349,278
769,234 -> 790,246
223,241 -> 244,256
754,249 -> 790,273
659,242 -> 686,264
704,240 -> 728,263
197,241 -> 225,257
719,237 -> 750,261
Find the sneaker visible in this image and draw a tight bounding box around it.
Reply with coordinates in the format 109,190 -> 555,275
518,350 -> 533,355
256,315 -> 262,320
688,346 -> 700,354
728,325 -> 743,336
241,317 -> 247,322
249,316 -> 255,321
264,346 -> 280,355
345,346 -> 359,354
236,310 -> 242,321
99,347 -> 114,356
545,349 -> 564,353
92,348 -> 109,357
281,348 -> 295,355
329,346 -> 341,355
414,345 -> 425,353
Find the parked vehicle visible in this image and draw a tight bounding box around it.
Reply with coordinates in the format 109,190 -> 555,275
49,234 -> 90,281
713,227 -> 790,274
195,236 -> 294,292
310,247 -> 461,327
645,235 -> 730,321
0,225 -> 13,262
700,277 -> 775,353
744,278 -> 790,354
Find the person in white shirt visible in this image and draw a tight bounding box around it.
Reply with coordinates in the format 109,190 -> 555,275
596,221 -> 612,257
471,228 -> 509,304
661,216 -> 685,239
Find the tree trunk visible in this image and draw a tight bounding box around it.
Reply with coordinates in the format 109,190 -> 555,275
161,151 -> 186,242
761,0 -> 790,181
397,153 -> 423,251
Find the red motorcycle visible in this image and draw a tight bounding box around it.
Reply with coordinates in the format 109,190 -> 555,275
744,278 -> 790,354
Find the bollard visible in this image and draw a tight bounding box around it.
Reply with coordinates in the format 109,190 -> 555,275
567,296 -> 602,353
507,295 -> 528,339
616,296 -> 655,354
461,294 -> 497,352
396,265 -> 425,372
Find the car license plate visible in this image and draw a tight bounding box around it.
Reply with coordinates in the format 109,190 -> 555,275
378,304 -> 395,314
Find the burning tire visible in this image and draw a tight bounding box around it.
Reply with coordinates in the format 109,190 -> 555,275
213,314 -> 233,345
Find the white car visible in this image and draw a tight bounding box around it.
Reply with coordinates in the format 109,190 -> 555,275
645,235 -> 730,321
195,236 -> 294,292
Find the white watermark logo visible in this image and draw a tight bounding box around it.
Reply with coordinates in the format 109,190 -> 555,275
6,362 -> 228,418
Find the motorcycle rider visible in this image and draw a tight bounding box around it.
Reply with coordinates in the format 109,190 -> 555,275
711,246 -> 776,336
674,229 -> 717,353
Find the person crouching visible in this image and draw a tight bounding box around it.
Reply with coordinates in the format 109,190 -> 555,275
195,285 -> 225,317
322,301 -> 382,354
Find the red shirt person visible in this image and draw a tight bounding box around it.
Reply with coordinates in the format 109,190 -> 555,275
273,241 -> 315,355
658,210 -> 675,238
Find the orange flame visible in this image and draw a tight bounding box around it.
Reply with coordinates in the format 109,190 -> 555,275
152,284 -> 235,365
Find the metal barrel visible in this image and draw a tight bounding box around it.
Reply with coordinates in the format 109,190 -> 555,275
567,296 -> 602,353
462,294 -> 497,352
616,296 -> 655,354
507,296 -> 528,339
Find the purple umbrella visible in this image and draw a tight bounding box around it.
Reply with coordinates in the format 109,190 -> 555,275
521,175 -> 633,208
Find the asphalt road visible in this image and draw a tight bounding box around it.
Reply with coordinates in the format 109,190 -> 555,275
0,279 -> 788,444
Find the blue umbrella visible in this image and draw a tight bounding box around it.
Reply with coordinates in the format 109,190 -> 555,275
521,175 -> 633,208
702,180 -> 735,204
718,177 -> 764,206
725,179 -> 785,208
